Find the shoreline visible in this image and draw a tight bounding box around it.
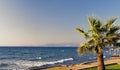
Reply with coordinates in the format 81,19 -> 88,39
28,57 -> 120,70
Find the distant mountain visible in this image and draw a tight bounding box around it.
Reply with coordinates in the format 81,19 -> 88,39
44,43 -> 79,47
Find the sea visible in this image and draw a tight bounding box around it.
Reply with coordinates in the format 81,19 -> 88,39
0,46 -> 119,70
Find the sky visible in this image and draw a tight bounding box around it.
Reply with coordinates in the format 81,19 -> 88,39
0,0 -> 120,46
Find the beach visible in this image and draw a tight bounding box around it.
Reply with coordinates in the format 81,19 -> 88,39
40,58 -> 120,70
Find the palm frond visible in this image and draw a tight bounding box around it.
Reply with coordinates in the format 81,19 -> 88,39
109,26 -> 120,34
78,43 -> 93,56
87,17 -> 98,32
106,18 -> 117,31
106,34 -> 119,39
78,44 -> 87,56
76,28 -> 89,38
99,23 -> 108,32
100,23 -> 105,29
88,39 -> 94,44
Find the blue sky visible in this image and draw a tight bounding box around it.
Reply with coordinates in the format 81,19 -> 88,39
0,0 -> 120,46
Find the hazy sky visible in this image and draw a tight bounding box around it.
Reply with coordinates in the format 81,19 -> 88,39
0,0 -> 120,46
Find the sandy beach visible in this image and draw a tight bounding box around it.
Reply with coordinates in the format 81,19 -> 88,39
32,58 -> 120,70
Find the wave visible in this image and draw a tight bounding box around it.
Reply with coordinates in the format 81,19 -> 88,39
36,57 -> 42,60
0,58 -> 73,70
50,58 -> 73,64
89,56 -> 106,59
28,57 -> 43,61
89,57 -> 96,59
21,58 -> 73,67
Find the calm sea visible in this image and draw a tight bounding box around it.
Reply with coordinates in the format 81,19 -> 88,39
0,47 -> 117,70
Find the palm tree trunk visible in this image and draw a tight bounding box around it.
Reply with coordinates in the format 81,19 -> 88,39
97,53 -> 105,70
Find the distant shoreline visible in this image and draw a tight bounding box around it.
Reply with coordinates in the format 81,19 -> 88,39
0,46 -> 78,47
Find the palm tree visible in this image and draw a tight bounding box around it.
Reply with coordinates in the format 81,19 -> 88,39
76,16 -> 120,70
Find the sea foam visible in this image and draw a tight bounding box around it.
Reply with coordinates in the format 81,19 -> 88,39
0,58 -> 73,70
